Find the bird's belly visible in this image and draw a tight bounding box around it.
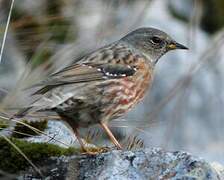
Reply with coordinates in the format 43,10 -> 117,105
100,72 -> 152,120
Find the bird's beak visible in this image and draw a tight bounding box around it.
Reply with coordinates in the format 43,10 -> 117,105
167,41 -> 188,50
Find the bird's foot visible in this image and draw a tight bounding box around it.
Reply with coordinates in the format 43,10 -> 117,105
81,146 -> 111,155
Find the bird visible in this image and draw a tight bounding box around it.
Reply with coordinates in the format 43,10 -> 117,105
15,27 -> 188,153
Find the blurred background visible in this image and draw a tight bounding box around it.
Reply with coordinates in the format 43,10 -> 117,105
0,0 -> 224,164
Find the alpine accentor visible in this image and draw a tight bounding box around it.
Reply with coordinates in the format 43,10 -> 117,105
16,27 -> 188,152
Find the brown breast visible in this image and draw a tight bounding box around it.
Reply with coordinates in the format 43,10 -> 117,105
102,58 -> 154,120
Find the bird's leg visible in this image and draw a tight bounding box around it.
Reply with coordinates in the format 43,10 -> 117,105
100,122 -> 122,150
73,127 -> 97,155
73,126 -> 109,154
73,127 -> 87,152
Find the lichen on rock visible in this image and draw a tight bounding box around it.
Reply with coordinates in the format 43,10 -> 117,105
18,148 -> 224,180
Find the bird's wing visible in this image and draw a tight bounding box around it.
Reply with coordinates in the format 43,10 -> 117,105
32,62 -> 136,95
30,41 -> 140,95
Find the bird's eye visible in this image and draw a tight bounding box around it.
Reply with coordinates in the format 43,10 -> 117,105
151,36 -> 162,44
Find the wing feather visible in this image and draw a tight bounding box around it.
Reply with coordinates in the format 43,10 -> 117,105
33,63 -> 136,95
31,43 -> 138,95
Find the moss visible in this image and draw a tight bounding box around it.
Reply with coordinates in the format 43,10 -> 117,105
12,120 -> 48,138
0,138 -> 79,173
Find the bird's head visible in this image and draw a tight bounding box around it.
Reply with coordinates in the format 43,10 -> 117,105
121,27 -> 188,65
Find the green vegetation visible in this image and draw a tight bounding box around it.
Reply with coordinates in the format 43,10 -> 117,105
0,138 -> 79,173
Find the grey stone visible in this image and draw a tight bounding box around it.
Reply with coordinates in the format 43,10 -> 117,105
19,148 -> 223,180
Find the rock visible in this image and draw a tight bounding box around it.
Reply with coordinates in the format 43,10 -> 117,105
19,148 -> 223,180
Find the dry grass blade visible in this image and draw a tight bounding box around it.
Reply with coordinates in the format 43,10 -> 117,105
10,119 -> 70,147
123,134 -> 145,150
0,0 -> 15,64
0,114 -> 70,147
0,127 -> 41,138
85,129 -> 101,144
